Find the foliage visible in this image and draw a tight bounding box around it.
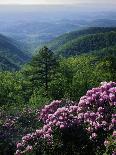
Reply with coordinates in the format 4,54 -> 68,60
0,105 -> 40,155
47,27 -> 116,52
16,82 -> 116,155
0,34 -> 30,71
0,27 -> 116,155
0,46 -> 116,106
56,32 -> 116,57
23,46 -> 58,96
0,71 -> 32,105
42,27 -> 116,58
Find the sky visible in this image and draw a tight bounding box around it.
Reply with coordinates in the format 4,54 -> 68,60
0,0 -> 116,5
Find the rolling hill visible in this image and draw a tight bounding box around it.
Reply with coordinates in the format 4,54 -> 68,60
0,5 -> 116,53
45,27 -> 116,57
0,34 -> 30,71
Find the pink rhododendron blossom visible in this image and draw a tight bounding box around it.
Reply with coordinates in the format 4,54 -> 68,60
104,140 -> 110,146
16,82 -> 116,154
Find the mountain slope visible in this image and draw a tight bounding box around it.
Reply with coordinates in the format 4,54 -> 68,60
45,27 -> 116,57
0,34 -> 30,71
46,27 -> 116,51
57,31 -> 116,57
0,55 -> 19,71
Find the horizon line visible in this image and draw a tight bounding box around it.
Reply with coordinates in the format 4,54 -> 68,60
0,3 -> 94,5
0,2 -> 116,5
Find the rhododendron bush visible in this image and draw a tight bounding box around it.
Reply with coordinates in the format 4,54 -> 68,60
14,82 -> 116,155
0,107 -> 40,154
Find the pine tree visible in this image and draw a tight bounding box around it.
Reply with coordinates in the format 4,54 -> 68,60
29,46 -> 58,95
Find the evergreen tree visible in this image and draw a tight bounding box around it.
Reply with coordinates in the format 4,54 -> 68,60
28,46 -> 58,95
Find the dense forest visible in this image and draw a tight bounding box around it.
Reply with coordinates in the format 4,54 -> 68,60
0,27 -> 116,155
46,27 -> 116,57
0,34 -> 30,71
46,27 -> 116,51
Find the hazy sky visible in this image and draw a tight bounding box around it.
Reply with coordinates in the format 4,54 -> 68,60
0,0 -> 116,4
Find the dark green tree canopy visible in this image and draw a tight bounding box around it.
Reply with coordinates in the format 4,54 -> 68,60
25,46 -> 58,94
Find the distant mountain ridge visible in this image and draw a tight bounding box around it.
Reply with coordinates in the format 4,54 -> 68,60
45,27 -> 116,57
1,27 -> 116,71
0,5 -> 116,53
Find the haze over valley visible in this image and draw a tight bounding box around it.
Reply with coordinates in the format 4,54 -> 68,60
0,4 -> 116,53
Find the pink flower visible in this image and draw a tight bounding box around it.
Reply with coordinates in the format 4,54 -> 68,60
112,152 -> 116,155
22,134 -> 32,142
109,124 -> 113,130
16,82 -> 116,154
60,124 -> 65,129
84,112 -> 90,119
59,116 -> 64,120
36,129 -> 43,136
26,145 -> 33,152
16,143 -> 22,149
98,107 -> 104,113
15,150 -> 21,155
44,134 -> 51,139
56,121 -> 60,126
47,127 -> 52,133
112,131 -> 116,137
91,133 -> 97,139
104,140 -> 110,146
112,119 -> 116,124
52,119 -> 57,124
102,121 -> 107,126
109,93 -> 115,101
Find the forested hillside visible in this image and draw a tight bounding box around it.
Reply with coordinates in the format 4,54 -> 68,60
46,27 -> 116,50
0,34 -> 30,71
46,27 -> 116,57
0,27 -> 116,155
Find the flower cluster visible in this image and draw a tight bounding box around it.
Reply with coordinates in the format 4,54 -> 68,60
77,81 -> 116,139
0,107 -> 39,155
16,82 -> 116,155
39,100 -> 63,123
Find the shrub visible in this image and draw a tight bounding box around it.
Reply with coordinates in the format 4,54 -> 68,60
16,82 -> 116,155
